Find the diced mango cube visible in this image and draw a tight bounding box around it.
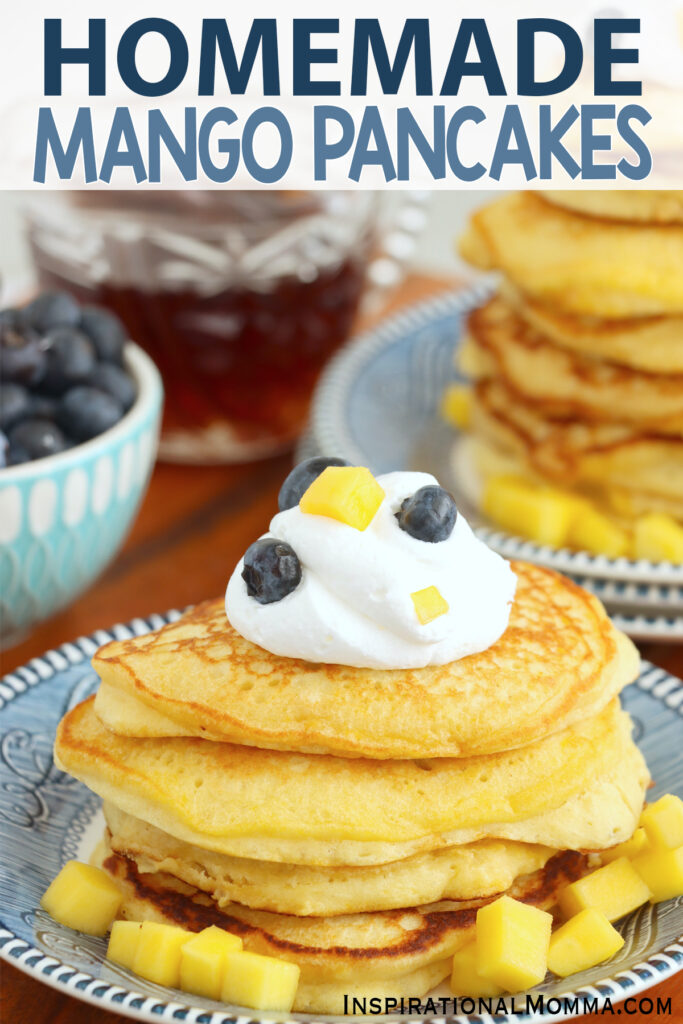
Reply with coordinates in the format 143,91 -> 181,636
106,920 -> 143,970
632,846 -> 683,903
180,926 -> 243,1001
411,585 -> 449,625
558,858 -> 651,922
600,828 -> 648,864
132,921 -> 192,988
441,384 -> 472,430
481,476 -> 575,548
221,950 -> 300,1012
634,514 -> 683,564
450,941 -> 504,998
40,861 -> 122,936
476,895 -> 552,992
299,466 -> 384,531
547,908 -> 624,978
640,795 -> 683,850
569,506 -> 630,559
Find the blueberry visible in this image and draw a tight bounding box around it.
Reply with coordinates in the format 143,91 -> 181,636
88,362 -> 136,411
396,485 -> 458,543
8,418 -> 68,461
22,291 -> 81,333
27,394 -> 59,420
241,538 -> 302,604
41,327 -> 96,395
0,383 -> 31,430
58,385 -> 124,441
0,430 -> 8,468
0,328 -> 47,387
278,456 -> 351,512
8,439 -> 31,465
80,306 -> 126,364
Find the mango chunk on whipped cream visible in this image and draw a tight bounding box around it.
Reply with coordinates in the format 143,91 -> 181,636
40,861 -> 122,936
411,585 -> 449,624
476,895 -> 552,992
299,465 -> 385,530
547,908 -> 624,978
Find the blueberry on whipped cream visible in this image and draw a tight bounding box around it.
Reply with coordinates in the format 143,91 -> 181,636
227,464 -> 517,669
396,484 -> 457,542
242,538 -> 302,604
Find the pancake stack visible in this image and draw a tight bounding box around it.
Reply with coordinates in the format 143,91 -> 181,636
54,555 -> 648,1013
458,191 -> 683,528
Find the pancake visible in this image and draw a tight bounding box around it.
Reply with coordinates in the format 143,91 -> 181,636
471,378 -> 683,508
55,697 -> 648,866
458,193 -> 683,318
505,283 -> 683,375
542,190 -> 683,224
462,296 -> 683,437
104,802 -> 555,916
97,839 -> 591,1013
90,562 -> 639,760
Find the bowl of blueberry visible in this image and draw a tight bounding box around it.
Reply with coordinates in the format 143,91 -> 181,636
0,290 -> 163,648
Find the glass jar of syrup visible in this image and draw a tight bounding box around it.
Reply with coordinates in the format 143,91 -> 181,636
24,192 -> 380,463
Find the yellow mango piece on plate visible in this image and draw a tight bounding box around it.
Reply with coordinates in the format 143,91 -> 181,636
600,827 -> 648,864
40,861 -> 122,937
632,846 -> 683,903
106,920 -> 143,970
132,921 -> 192,988
180,926 -> 243,1001
476,895 -> 552,992
411,585 -> 449,625
481,476 -> 575,548
640,795 -> 683,850
558,858 -> 651,922
634,514 -> 683,564
450,941 -> 504,998
547,908 -> 624,978
568,506 -> 630,558
221,950 -> 300,1012
440,384 -> 472,430
299,466 -> 384,531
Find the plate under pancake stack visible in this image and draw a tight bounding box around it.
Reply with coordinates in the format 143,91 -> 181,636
53,576 -> 648,1013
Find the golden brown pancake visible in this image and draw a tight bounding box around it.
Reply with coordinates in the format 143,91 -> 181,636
104,802 -> 555,916
55,697 -> 647,866
463,295 -> 683,437
91,562 -> 639,760
458,193 -> 683,317
505,283 -> 683,375
97,838 -> 591,1014
542,190 -> 683,224
471,378 -> 683,506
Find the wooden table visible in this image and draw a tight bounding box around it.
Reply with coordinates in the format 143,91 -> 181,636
2,276 -> 682,1022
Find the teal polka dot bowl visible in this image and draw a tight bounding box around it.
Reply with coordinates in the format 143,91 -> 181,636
0,343 -> 163,648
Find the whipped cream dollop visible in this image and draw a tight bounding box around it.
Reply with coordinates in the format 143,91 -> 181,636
226,471 -> 517,669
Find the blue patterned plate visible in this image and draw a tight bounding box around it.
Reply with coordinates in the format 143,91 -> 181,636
0,614 -> 682,1022
309,289 -> 683,592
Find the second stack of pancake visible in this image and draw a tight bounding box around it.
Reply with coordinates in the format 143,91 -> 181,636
458,191 -> 683,528
54,558 -> 648,1013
